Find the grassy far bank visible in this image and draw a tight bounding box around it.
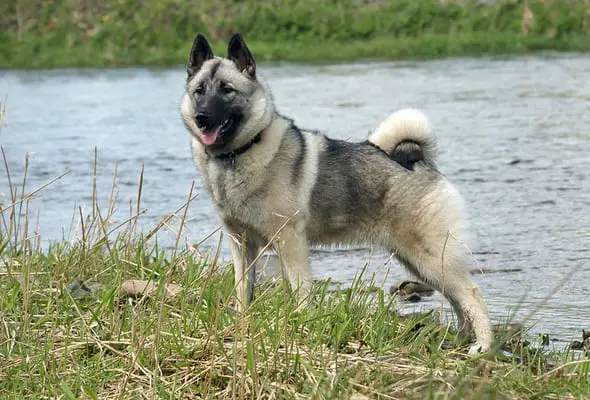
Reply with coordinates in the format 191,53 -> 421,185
1,107 -> 589,398
1,0 -> 590,68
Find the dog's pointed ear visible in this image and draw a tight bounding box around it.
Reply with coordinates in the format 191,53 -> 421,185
227,33 -> 256,78
187,34 -> 214,78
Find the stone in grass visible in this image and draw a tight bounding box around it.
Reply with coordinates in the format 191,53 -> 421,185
404,293 -> 423,303
390,280 -> 435,296
66,279 -> 104,299
119,279 -> 183,299
10,273 -> 43,287
390,280 -> 434,302
571,329 -> 590,351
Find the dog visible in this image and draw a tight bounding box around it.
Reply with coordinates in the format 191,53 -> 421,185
180,33 -> 493,354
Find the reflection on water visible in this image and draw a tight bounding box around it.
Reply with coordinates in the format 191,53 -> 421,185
1,54 -> 589,344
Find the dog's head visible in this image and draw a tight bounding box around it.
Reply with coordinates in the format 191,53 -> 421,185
180,33 -> 274,154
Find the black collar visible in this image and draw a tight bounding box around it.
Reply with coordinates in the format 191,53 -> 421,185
214,133 -> 262,160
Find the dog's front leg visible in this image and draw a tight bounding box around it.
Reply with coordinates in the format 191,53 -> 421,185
227,231 -> 259,313
274,224 -> 313,309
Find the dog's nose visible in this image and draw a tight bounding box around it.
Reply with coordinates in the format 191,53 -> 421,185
195,112 -> 209,128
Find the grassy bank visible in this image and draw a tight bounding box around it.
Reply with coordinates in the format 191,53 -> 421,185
1,115 -> 589,398
1,223 -> 590,398
1,0 -> 590,68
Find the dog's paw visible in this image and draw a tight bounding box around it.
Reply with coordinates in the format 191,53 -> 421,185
468,341 -> 491,356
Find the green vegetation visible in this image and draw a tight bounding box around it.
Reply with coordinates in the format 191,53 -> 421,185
1,106 -> 589,399
1,0 -> 590,68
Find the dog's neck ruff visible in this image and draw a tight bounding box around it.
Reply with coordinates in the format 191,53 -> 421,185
214,133 -> 262,161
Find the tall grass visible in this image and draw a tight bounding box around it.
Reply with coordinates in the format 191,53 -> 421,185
1,0 -> 590,68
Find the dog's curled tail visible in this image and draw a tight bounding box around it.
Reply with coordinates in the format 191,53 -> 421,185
368,108 -> 437,170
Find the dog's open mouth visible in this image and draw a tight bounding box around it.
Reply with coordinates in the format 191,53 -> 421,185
221,117 -> 234,132
200,117 -> 234,145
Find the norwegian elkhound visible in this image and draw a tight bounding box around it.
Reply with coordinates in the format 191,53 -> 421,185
180,33 -> 492,354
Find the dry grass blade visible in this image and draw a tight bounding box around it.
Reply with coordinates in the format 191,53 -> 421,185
143,191 -> 199,243
0,170 -> 71,213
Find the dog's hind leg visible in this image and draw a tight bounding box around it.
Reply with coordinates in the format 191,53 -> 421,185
390,182 -> 493,355
448,298 -> 470,341
396,243 -> 492,355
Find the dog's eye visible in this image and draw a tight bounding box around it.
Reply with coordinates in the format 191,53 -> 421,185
194,85 -> 205,96
220,82 -> 234,94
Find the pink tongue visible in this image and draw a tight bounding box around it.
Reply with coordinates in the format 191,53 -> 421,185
201,126 -> 221,145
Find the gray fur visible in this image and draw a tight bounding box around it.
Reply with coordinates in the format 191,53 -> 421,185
180,33 -> 493,355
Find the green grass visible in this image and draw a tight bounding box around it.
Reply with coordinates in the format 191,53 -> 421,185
1,106 -> 589,399
4,33 -> 590,70
1,217 -> 589,399
1,0 -> 590,68
2,235 -> 589,399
